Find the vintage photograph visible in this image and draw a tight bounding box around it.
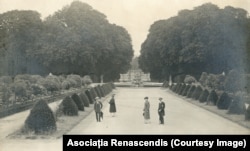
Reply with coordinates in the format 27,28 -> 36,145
0,0 -> 250,150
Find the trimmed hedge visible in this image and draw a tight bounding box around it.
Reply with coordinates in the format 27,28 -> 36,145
175,83 -> 182,93
206,90 -> 218,105
85,90 -> 94,104
191,86 -> 202,100
24,99 -> 56,134
60,96 -> 78,116
94,86 -> 102,98
178,84 -> 186,95
198,89 -> 209,103
245,105 -> 250,121
227,95 -> 245,114
217,92 -> 232,110
181,85 -> 190,96
187,85 -> 196,98
90,88 -> 98,99
71,93 -> 85,111
79,92 -> 90,107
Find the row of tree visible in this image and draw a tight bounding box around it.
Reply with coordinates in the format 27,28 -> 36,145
139,3 -> 250,81
0,1 -> 134,82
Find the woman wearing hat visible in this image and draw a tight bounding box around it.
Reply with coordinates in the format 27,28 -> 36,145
143,97 -> 150,124
109,94 -> 117,117
94,97 -> 103,122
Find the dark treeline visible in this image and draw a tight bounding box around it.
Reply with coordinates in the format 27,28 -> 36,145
139,3 -> 250,81
0,1 -> 134,82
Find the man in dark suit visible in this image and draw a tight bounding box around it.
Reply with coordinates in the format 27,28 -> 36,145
94,97 -> 103,122
158,97 -> 165,124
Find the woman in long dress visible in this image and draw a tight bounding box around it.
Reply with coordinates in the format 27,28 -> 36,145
109,94 -> 116,117
143,97 -> 150,124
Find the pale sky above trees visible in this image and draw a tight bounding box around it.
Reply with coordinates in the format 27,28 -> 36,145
0,0 -> 249,56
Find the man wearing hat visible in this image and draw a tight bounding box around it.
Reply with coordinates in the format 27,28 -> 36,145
94,97 -> 103,122
158,97 -> 165,124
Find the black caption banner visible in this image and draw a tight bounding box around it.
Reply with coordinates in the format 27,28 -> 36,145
63,135 -> 250,150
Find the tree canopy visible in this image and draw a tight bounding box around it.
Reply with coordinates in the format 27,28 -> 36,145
139,3 -> 249,81
0,1 -> 133,82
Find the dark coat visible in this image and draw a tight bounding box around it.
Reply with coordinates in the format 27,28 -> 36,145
109,98 -> 116,113
94,101 -> 103,112
158,101 -> 165,116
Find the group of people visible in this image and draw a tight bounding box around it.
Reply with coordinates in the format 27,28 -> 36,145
93,94 -> 166,125
143,97 -> 165,125
94,94 -> 116,122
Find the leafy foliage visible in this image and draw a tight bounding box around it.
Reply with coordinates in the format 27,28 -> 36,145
0,1 -> 133,82
139,3 -> 249,81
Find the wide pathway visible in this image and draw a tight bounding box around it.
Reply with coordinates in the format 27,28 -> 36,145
68,87 -> 250,134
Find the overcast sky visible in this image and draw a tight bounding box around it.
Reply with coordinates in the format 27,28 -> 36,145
0,0 -> 249,56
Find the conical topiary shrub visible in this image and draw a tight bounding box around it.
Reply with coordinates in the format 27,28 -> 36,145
217,92 -> 232,110
198,89 -> 209,103
94,86 -> 102,98
245,105 -> 250,121
61,96 -> 78,116
71,93 -> 84,111
79,92 -> 90,107
85,90 -> 94,104
175,83 -> 181,93
171,84 -> 177,92
178,84 -> 186,95
206,90 -> 218,105
227,95 -> 245,114
187,85 -> 196,98
90,88 -> 98,100
191,86 -> 202,100
181,85 -> 190,96
24,99 -> 56,134
98,85 -> 105,97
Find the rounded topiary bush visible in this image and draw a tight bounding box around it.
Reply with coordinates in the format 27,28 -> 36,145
191,86 -> 203,100
24,99 -> 56,134
245,105 -> 250,121
217,92 -> 232,110
71,93 -> 84,111
85,90 -> 94,104
181,85 -> 190,96
187,85 -> 196,98
198,89 -> 209,103
60,96 -> 78,116
206,90 -> 218,105
227,95 -> 245,114
79,92 -> 90,107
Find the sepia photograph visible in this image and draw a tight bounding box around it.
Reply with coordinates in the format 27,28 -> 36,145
0,0 -> 250,150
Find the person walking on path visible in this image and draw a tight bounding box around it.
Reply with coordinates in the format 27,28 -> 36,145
94,97 -> 103,122
143,97 -> 150,124
158,97 -> 165,125
109,94 -> 116,117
